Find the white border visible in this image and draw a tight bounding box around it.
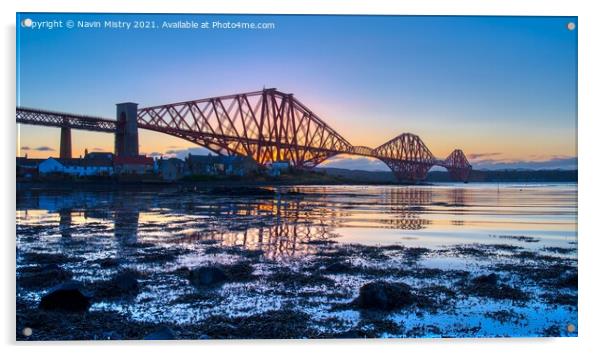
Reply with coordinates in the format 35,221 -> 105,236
3,1 -> 601,353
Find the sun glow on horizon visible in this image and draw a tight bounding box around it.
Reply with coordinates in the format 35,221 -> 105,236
16,15 -> 577,170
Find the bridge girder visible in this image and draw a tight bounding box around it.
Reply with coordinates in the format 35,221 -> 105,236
16,108 -> 117,133
137,89 -> 354,168
16,89 -> 473,182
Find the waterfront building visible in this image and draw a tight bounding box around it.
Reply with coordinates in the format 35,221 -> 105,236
113,155 -> 154,175
185,154 -> 258,176
16,156 -> 45,178
216,156 -> 258,176
38,156 -> 114,177
267,161 -> 291,177
157,157 -> 185,181
185,154 -> 220,175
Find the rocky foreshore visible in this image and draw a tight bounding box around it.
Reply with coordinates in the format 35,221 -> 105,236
17,240 -> 578,340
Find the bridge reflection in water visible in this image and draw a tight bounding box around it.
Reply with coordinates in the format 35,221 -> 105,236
16,186 -> 474,259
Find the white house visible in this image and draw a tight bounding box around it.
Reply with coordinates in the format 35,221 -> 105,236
38,158 -> 65,175
38,157 -> 114,177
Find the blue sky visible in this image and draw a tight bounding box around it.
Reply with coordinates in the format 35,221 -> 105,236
17,14 -> 577,170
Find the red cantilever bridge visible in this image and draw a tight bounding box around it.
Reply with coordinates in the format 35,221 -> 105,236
16,88 -> 471,182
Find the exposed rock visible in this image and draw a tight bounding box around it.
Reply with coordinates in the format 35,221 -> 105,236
136,247 -> 191,264
144,326 -> 176,340
354,281 -> 414,310
222,262 -> 255,282
324,262 -> 353,273
98,258 -> 120,268
559,273 -> 578,288
188,266 -> 228,287
39,282 -> 91,313
473,273 -> 499,286
18,264 -> 72,289
112,272 -> 139,293
267,267 -> 334,287
465,273 -> 528,301
93,271 -> 140,299
21,252 -> 83,265
186,262 -> 255,287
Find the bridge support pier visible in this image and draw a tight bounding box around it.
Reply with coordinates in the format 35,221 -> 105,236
115,102 -> 139,157
59,126 -> 72,159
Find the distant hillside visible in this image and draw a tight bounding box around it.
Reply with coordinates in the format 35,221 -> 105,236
316,167 -> 577,183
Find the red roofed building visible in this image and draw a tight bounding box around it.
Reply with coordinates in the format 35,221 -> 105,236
114,155 -> 154,175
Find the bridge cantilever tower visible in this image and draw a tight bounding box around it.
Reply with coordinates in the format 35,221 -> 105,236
372,133 -> 438,182
440,149 -> 472,182
16,88 -> 472,183
137,89 -> 354,168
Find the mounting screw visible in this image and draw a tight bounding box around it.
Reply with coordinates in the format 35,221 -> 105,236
21,18 -> 32,28
22,327 -> 32,337
567,22 -> 576,31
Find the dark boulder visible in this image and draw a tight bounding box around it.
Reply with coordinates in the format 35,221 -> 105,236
112,272 -> 139,293
222,262 -> 255,282
144,326 -> 176,340
472,273 -> 499,286
559,273 -> 578,288
93,271 -> 140,299
188,266 -> 228,287
354,281 -> 414,310
324,262 -> 353,273
98,258 -> 120,268
466,273 -> 528,301
39,281 -> 91,313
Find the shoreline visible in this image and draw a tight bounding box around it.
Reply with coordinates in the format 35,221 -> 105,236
16,184 -> 577,340
16,179 -> 578,192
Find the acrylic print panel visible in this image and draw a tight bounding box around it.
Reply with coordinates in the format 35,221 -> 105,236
16,13 -> 577,340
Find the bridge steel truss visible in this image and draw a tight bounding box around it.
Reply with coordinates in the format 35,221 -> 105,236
137,89 -> 354,168
16,107 -> 118,133
16,88 -> 472,182
372,133 -> 438,182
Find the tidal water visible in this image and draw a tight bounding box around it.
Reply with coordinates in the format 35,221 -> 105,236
16,183 -> 578,338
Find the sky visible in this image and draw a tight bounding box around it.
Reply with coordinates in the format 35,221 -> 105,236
16,14 -> 577,170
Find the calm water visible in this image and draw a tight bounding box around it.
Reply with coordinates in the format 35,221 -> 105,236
16,183 -> 578,338
17,183 -> 577,252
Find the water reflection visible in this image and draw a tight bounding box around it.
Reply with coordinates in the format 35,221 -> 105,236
380,188 -> 433,230
177,224 -> 336,259
16,183 -> 577,259
171,197 -> 343,259
448,188 -> 467,226
114,207 -> 140,245
58,210 -> 72,238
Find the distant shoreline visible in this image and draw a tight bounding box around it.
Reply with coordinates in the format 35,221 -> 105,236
318,167 -> 577,184
16,172 -> 577,193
